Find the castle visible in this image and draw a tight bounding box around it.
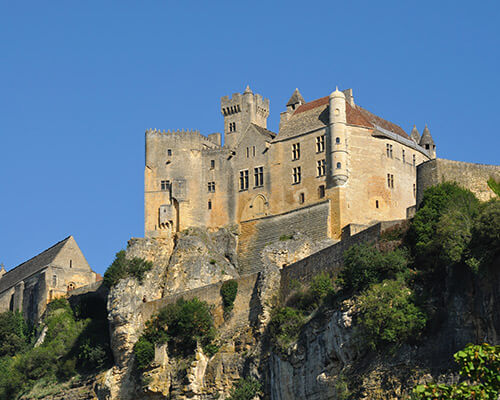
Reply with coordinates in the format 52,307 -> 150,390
144,86 -> 435,244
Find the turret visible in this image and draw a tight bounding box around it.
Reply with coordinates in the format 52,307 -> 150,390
329,87 -> 349,186
221,86 -> 270,148
0,263 -> 5,279
410,125 -> 420,143
280,88 -> 305,129
419,124 -> 436,159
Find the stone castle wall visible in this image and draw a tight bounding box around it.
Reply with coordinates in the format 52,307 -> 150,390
417,158 -> 500,205
237,201 -> 330,274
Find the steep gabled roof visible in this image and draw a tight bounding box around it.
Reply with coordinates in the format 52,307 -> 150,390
286,88 -> 305,107
251,123 -> 276,140
0,236 -> 72,295
276,94 -> 409,141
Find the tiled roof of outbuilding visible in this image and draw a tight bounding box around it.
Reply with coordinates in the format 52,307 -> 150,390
277,95 -> 409,140
0,236 -> 72,295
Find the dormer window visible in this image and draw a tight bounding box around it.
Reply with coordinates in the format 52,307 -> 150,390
425,144 -> 430,150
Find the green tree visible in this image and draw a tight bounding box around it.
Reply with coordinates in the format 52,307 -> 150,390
227,377 -> 262,400
220,279 -> 238,313
0,311 -> 28,357
468,199 -> 500,269
356,280 -> 426,349
487,177 -> 500,196
269,306 -> 306,352
103,250 -> 153,287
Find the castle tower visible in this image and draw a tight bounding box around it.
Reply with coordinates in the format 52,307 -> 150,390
280,88 -> 305,129
220,86 -> 270,148
419,124 -> 436,159
410,125 -> 420,143
329,88 -> 349,186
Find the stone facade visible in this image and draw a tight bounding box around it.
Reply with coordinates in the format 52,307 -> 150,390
417,158 -> 500,205
0,236 -> 98,322
145,86 -> 434,240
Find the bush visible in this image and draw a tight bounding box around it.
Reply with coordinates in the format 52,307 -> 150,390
409,183 -> 479,267
133,336 -> 155,371
356,279 -> 426,350
220,279 -> 238,313
310,272 -> 335,302
269,307 -> 306,352
0,311 -> 28,357
340,244 -> 409,292
468,198 -> 500,269
412,343 -> 500,399
227,377 -> 262,400
103,250 -> 153,287
135,297 -> 216,369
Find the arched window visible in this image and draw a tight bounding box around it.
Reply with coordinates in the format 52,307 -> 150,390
335,137 -> 340,144
336,162 -> 341,169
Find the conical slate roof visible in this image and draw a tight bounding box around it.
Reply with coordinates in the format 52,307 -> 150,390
419,124 -> 435,146
410,125 -> 420,143
286,88 -> 305,106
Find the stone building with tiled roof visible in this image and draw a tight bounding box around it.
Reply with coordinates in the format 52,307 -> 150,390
0,236 -> 98,322
144,86 -> 435,250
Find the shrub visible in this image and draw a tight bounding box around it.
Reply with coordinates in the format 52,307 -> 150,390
310,272 -> 335,302
136,297 -> 216,368
227,377 -> 262,400
103,250 -> 153,287
487,177 -> 500,196
0,311 -> 28,357
269,306 -> 306,352
412,343 -> 500,399
409,183 -> 479,267
279,234 -> 294,241
133,336 -> 155,371
356,279 -> 426,350
468,198 -> 500,269
220,279 -> 238,313
340,244 -> 408,292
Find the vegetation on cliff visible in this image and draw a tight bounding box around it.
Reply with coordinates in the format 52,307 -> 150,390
103,250 -> 153,287
220,279 -> 238,313
0,298 -> 112,400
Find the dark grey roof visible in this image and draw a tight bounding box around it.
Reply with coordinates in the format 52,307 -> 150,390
251,123 -> 276,140
0,236 -> 71,295
419,125 -> 435,146
286,88 -> 305,106
410,125 -> 420,143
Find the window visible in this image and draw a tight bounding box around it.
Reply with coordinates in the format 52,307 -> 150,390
387,173 -> 394,188
318,185 -> 325,198
208,200 -> 212,210
254,166 -> 264,187
292,143 -> 300,160
316,135 -> 325,152
253,146 -> 256,157
52,275 -> 57,286
207,181 -> 215,192
336,162 -> 342,169
376,200 -> 379,208
402,149 -> 405,163
386,143 -> 393,158
335,137 -> 341,144
299,193 -> 305,204
246,147 -> 249,158
161,180 -> 170,191
229,122 -> 236,132
413,183 -> 416,198
239,169 -> 249,190
69,260 -> 72,268
413,154 -> 416,166
425,144 -> 430,150
317,159 -> 326,176
210,160 -> 215,169
67,282 -> 75,292
167,149 -> 172,156
292,166 -> 301,184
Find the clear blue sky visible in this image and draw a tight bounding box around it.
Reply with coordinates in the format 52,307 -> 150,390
1,1 -> 498,275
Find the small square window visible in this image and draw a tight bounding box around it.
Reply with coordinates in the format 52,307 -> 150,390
210,160 -> 215,169
208,200 -> 212,210
318,185 -> 325,198
167,149 -> 172,156
208,182 -> 216,192
161,180 -> 170,191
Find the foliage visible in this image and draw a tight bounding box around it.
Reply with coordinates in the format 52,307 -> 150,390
279,234 -> 294,241
0,311 -> 29,357
412,343 -> 500,399
0,298 -> 112,400
340,244 -> 409,292
103,250 -> 153,287
310,272 -> 335,302
133,336 -> 155,371
220,279 -> 238,313
227,377 -> 262,400
487,177 -> 500,196
134,297 -> 216,370
334,374 -> 351,400
269,306 -> 306,352
356,280 -> 426,350
409,182 -> 479,268
468,199 -> 500,269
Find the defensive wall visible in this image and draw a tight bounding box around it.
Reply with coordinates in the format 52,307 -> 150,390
237,201 -> 330,274
417,158 -> 500,205
137,218 -> 407,328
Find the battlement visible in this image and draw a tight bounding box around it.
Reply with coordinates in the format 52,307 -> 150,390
220,88 -> 270,116
145,128 -> 221,148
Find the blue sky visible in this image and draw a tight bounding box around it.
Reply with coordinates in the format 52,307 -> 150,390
1,1 -> 499,275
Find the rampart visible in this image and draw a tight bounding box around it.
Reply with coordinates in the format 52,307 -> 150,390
417,158 -> 500,205
237,201 -> 330,274
279,219 -> 407,302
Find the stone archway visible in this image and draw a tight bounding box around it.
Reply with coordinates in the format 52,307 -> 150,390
242,194 -> 269,220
